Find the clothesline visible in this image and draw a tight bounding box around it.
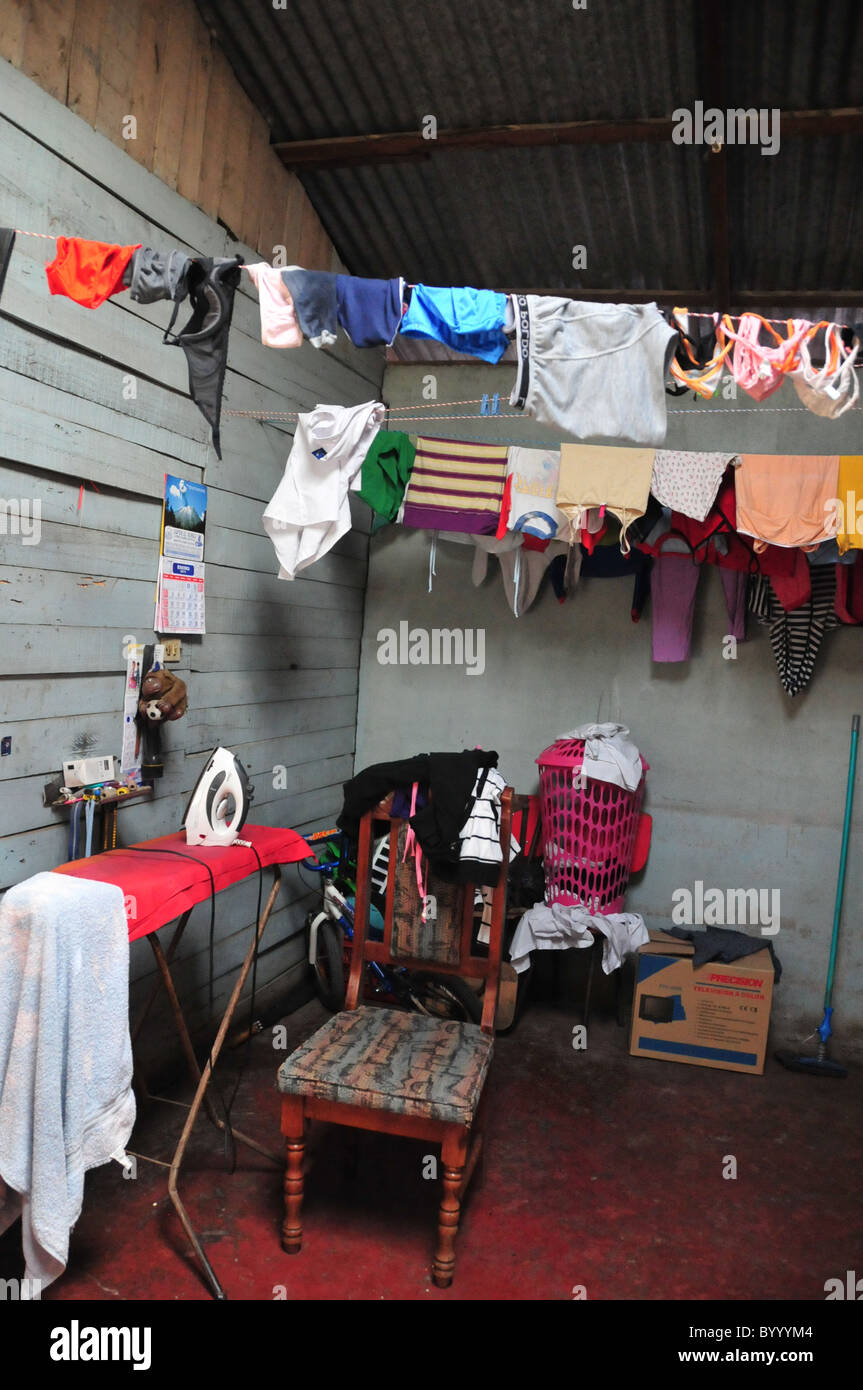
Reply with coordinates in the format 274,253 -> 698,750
222,403 -> 825,422
10,225 -> 858,463
11,226 -> 859,337
224,398 -> 494,415
12,227 -> 259,273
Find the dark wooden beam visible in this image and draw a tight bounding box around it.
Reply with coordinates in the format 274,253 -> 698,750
732,290 -> 863,308
274,117 -> 676,168
777,109 -> 863,136
274,108 -> 863,170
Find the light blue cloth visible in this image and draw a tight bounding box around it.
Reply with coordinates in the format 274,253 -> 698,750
0,872 -> 135,1291
400,285 -> 509,363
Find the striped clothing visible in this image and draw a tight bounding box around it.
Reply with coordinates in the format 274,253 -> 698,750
369,834 -> 390,914
748,567 -> 838,697
401,437 -> 508,534
457,766 -> 507,886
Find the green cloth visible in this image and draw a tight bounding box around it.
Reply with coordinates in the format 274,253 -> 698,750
358,430 -> 415,526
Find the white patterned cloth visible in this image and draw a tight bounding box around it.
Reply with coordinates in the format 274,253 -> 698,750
650,451 -> 738,522
502,447 -> 568,539
509,901 -> 649,974
0,872 -> 135,1292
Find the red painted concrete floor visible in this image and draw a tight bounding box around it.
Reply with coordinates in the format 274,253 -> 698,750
3,994 -> 860,1302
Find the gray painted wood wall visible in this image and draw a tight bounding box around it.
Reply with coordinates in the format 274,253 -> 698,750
0,59 -> 383,1063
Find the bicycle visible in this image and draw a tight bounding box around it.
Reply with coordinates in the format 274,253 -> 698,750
302,829 -> 482,1023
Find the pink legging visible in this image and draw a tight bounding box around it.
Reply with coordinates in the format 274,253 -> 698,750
651,553 -> 746,662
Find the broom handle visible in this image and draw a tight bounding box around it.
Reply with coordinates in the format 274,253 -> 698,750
825,714 -> 859,1009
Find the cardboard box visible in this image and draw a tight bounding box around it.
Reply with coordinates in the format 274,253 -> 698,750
630,930 -> 775,1075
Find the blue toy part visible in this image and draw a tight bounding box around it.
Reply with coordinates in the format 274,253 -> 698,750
345,894 -> 385,940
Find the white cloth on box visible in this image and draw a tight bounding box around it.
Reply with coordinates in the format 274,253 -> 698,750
560,721 -> 642,792
0,872 -> 135,1292
263,400 -> 385,580
509,901 -> 648,974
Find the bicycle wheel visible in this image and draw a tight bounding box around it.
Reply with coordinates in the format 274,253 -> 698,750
311,917 -> 345,1011
408,972 -> 482,1024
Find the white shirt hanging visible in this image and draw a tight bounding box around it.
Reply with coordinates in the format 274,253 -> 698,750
263,400 -> 385,580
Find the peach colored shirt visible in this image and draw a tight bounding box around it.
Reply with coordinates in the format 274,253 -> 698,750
735,455 -> 839,549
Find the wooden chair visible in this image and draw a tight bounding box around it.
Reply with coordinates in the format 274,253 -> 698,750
277,786 -> 513,1287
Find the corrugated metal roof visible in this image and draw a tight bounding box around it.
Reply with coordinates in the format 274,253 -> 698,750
196,0 -> 863,330
197,0 -> 701,138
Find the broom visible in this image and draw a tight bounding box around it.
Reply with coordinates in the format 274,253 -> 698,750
776,714 -> 859,1079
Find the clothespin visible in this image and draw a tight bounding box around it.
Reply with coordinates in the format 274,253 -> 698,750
491,392 -> 500,415
480,393 -> 490,415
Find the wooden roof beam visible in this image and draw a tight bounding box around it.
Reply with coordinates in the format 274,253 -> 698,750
274,108 -> 863,169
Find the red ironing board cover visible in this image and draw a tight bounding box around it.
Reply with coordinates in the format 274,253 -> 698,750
53,824 -> 312,942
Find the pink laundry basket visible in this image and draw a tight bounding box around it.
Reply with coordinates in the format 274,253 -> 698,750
537,738 -> 648,913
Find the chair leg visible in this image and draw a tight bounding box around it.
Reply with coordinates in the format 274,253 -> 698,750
281,1096 -> 305,1254
432,1127 -> 469,1289
468,1087 -> 490,1195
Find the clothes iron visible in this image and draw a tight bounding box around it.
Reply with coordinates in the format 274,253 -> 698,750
183,746 -> 253,846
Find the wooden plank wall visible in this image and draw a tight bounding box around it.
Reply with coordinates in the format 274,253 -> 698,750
0,0 -> 335,270
0,54 -> 383,1069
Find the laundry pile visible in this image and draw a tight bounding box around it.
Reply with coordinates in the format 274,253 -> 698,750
508,902 -> 649,976
6,230 -> 860,449
338,749 -> 510,887
510,724 -> 649,976
265,404 -> 863,694
9,229 -> 863,695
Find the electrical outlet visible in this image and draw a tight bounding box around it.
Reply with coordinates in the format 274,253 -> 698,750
163,640 -> 182,663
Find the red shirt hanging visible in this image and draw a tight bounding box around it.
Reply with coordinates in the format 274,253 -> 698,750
45,237 -> 141,309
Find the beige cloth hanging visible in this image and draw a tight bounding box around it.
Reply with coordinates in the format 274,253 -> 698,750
556,445 -> 656,552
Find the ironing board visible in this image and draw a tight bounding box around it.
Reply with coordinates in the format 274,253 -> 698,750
54,823 -> 311,1299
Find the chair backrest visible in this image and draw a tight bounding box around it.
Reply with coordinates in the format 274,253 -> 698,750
346,786 -> 513,1034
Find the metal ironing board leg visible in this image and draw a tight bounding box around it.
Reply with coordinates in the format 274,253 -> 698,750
166,866 -> 283,1300
130,913 -> 193,1105
132,915 -> 192,1044
146,930 -> 227,1132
